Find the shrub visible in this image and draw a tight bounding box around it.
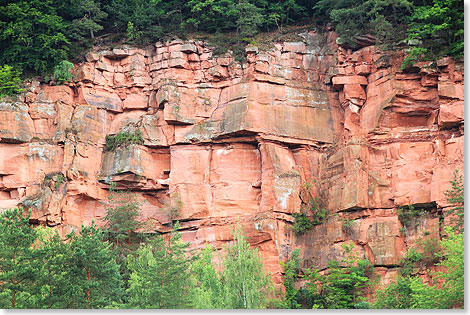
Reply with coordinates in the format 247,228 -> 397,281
0,65 -> 24,97
342,216 -> 354,236
279,249 -> 301,309
54,173 -> 66,189
303,242 -> 374,309
292,183 -> 328,235
105,130 -> 144,151
399,248 -> 422,277
397,205 -> 427,235
52,60 -> 74,84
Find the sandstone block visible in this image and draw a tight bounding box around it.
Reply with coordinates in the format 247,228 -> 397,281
181,43 -> 197,53
0,102 -> 33,143
438,100 -> 464,127
283,42 -> 306,54
332,75 -> 368,86
77,87 -> 123,112
122,94 -> 149,109
438,82 -> 464,100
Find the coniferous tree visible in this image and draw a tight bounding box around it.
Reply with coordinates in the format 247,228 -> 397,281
0,208 -> 38,308
33,227 -> 74,309
101,184 -> 147,293
65,222 -> 124,308
444,169 -> 464,233
127,222 -> 193,308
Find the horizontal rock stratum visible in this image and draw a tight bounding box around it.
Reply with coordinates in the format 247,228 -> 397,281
0,31 -> 463,287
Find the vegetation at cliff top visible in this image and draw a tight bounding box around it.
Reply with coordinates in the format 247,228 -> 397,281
0,0 -> 463,84
0,65 -> 24,97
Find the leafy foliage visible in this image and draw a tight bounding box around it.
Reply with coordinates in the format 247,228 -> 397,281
279,249 -> 301,309
64,223 -> 125,308
101,183 -> 148,296
126,223 -> 193,308
105,130 -> 144,151
53,173 -> 66,190
0,210 -> 124,309
403,0 -> 464,68
52,60 -> 74,84
220,223 -> 272,308
303,242 -> 374,309
190,245 -> 224,308
293,183 -> 328,235
314,0 -> 412,47
102,183 -> 145,249
0,0 -> 70,74
397,204 -> 427,234
0,65 -> 24,97
375,227 -> 464,309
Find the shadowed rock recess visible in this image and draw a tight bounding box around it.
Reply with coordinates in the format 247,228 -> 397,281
0,31 -> 463,287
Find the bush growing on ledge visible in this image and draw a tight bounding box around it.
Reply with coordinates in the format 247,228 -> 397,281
397,204 -> 427,235
105,130 -> 144,151
52,60 -> 74,84
292,182 -> 328,235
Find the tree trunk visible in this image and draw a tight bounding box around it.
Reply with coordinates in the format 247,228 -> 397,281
87,268 -> 91,308
11,288 -> 16,308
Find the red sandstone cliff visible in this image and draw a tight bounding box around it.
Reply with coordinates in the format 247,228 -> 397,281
0,31 -> 463,287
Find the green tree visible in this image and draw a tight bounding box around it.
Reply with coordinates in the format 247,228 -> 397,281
375,228 -> 464,309
101,183 -> 147,296
66,0 -> 108,41
0,0 -> 70,74
0,65 -> 24,97
374,276 -> 415,309
403,0 -> 463,68
408,228 -> 464,308
184,0 -> 238,33
235,0 -> 264,39
33,227 -> 74,309
102,183 -> 145,250
190,244 -> 225,308
65,222 -> 124,308
221,223 -> 271,309
444,169 -> 464,233
0,208 -> 38,308
303,242 -> 373,309
279,248 -> 301,308
127,223 -> 193,308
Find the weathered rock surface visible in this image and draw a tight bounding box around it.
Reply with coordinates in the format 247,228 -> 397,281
0,32 -> 463,289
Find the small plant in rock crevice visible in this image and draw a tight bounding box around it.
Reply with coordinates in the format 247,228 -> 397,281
160,193 -> 182,227
105,130 -> 144,151
342,216 -> 355,236
54,173 -> 66,190
397,204 -> 428,235
292,182 -> 328,235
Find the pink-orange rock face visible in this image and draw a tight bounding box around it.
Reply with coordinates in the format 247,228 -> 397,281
0,33 -> 463,288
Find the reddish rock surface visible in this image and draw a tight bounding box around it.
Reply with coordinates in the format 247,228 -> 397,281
0,32 -> 463,290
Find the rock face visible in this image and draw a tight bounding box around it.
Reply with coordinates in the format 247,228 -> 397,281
0,32 -> 463,288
